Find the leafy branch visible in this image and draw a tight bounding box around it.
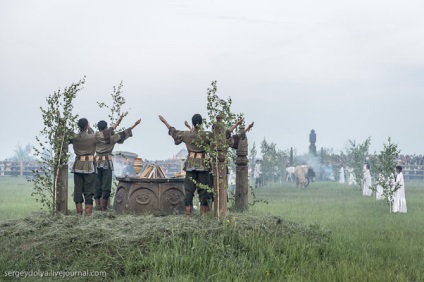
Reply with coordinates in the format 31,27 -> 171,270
97,81 -> 129,131
370,137 -> 401,213
30,77 -> 85,214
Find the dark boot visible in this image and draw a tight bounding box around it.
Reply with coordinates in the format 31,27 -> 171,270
185,206 -> 192,216
76,203 -> 83,216
200,205 -> 210,215
94,198 -> 101,211
101,198 -> 108,211
85,205 -> 93,217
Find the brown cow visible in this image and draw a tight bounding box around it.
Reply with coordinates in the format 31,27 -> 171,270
295,165 -> 308,188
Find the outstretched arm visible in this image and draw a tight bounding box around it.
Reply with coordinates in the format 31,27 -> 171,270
159,115 -> 171,130
130,119 -> 141,130
184,121 -> 192,131
112,114 -> 124,130
246,121 -> 254,132
228,118 -> 244,133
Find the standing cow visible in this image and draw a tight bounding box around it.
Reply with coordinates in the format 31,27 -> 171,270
295,165 -> 308,188
285,166 -> 296,182
294,165 -> 316,188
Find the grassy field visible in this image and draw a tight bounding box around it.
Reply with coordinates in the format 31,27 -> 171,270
0,177 -> 423,281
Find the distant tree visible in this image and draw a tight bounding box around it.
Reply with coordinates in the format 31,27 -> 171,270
370,137 -> 400,213
346,137 -> 371,190
11,144 -> 34,162
260,138 -> 287,185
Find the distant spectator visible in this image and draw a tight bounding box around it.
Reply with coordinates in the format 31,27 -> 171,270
362,164 -> 372,197
392,166 -> 407,213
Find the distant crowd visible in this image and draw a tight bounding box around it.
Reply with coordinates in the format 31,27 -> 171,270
397,154 -> 424,166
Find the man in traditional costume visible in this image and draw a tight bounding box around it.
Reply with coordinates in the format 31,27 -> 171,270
94,116 -> 141,211
69,118 -> 98,216
159,114 -> 214,215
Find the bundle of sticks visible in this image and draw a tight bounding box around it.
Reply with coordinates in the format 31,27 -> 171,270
140,164 -> 167,178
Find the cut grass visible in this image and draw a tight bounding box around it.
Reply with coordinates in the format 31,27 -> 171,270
1,178 -> 423,281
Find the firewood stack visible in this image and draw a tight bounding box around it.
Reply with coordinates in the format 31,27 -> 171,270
174,171 -> 186,178
140,164 -> 167,178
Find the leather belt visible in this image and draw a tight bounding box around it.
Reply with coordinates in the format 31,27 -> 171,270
189,152 -> 209,159
76,155 -> 94,161
96,155 -> 111,161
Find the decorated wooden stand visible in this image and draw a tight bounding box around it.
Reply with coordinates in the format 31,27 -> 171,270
113,159 -> 185,215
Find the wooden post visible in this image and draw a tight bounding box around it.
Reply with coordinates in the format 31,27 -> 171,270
54,119 -> 68,215
57,150 -> 68,215
20,161 -> 24,176
213,115 -> 228,219
235,126 -> 249,211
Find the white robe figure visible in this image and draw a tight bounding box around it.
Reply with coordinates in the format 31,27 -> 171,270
339,167 -> 345,184
347,167 -> 357,185
392,172 -> 407,213
362,167 -> 372,196
375,174 -> 384,200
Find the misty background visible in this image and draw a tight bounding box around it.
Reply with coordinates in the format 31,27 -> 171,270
1,0 -> 423,161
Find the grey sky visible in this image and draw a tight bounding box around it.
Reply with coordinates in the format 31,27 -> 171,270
1,0 -> 423,161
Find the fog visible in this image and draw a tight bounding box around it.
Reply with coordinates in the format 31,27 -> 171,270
1,0 -> 423,161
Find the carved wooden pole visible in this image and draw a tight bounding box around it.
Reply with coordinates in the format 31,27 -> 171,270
54,118 -> 69,215
213,115 -> 228,219
235,127 -> 249,211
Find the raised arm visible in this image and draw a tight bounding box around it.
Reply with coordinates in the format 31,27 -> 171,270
130,118 -> 141,130
87,122 -> 94,134
112,114 -> 124,130
246,121 -> 254,132
184,120 -> 192,131
159,115 -> 172,130
228,118 -> 244,133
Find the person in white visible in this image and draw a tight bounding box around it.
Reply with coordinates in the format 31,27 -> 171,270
375,173 -> 384,200
254,159 -> 262,188
347,167 -> 357,185
339,165 -> 345,184
362,164 -> 372,196
392,166 -> 407,213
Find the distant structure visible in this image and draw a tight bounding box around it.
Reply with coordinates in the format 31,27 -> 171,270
290,147 -> 294,166
174,149 -> 188,160
309,129 -> 317,156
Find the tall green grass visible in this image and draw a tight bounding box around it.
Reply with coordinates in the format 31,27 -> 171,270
0,177 -> 43,219
0,178 -> 423,281
253,182 -> 424,281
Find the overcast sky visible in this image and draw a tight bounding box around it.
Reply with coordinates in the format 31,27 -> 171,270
1,0 -> 423,161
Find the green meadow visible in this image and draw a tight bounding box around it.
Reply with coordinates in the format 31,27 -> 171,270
0,177 -> 423,281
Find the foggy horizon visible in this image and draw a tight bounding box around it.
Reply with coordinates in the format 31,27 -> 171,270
1,1 -> 424,161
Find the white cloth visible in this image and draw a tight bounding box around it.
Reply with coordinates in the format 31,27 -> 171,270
339,167 -> 345,184
375,174 -> 384,200
254,163 -> 261,179
347,168 -> 357,185
362,168 -> 372,196
392,172 -> 407,213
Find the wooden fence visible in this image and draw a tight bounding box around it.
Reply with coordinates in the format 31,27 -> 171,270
2,161 -> 424,182
0,161 -> 40,177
